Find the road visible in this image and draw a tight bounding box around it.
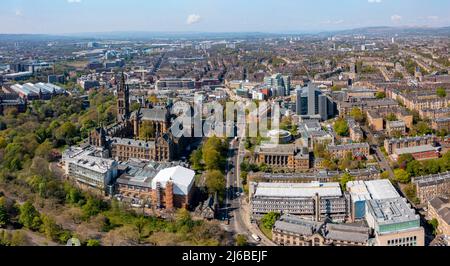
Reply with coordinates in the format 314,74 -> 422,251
222,138 -> 275,246
361,125 -> 395,179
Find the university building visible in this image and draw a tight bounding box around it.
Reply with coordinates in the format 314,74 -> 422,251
366,198 -> 424,246
88,74 -> 181,163
254,144 -> 310,172
115,161 -> 196,210
327,143 -> 370,159
250,182 -> 350,222
427,197 -> 450,236
272,214 -> 371,246
412,172 -> 450,203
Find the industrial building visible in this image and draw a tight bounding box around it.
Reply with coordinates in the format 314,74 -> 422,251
9,82 -> 66,100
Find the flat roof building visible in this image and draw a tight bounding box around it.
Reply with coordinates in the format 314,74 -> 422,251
365,197 -> 424,246
250,182 -> 349,222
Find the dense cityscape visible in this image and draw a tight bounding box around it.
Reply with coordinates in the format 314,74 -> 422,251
0,2 -> 450,249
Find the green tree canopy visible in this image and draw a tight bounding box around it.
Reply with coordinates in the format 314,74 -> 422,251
376,91 -> 386,99
261,212 -> 280,230
0,197 -> 8,228
139,121 -> 156,141
428,218 -> 439,235
339,173 -> 354,191
86,239 -> 101,246
205,170 -> 226,195
350,108 -> 364,122
334,118 -> 349,137
394,168 -> 411,184
437,87 -> 447,98
235,234 -> 248,246
19,201 -> 42,231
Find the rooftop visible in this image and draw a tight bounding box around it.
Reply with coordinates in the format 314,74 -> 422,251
347,180 -> 372,202
365,179 -> 400,200
412,171 -> 450,187
366,198 -> 419,227
328,142 -> 369,151
395,145 -> 439,155
429,197 -> 450,225
253,182 -> 343,199
111,137 -> 156,149
151,166 -> 196,195
385,135 -> 435,144
255,143 -> 297,155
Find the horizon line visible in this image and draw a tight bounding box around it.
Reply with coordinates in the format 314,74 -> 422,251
0,25 -> 449,37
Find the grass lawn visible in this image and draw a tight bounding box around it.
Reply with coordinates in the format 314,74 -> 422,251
258,224 -> 272,240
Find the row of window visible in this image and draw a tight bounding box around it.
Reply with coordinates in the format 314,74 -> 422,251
387,236 -> 417,246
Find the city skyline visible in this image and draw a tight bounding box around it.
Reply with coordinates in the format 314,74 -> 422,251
0,0 -> 449,34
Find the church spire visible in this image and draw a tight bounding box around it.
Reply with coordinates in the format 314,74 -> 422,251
117,72 -> 130,123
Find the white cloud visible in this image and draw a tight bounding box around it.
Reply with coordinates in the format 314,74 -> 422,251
186,14 -> 201,25
391,14 -> 402,22
368,0 -> 382,3
321,19 -> 345,25
67,0 -> 82,3
15,9 -> 22,16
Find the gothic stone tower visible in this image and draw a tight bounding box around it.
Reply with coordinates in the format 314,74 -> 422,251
117,73 -> 130,123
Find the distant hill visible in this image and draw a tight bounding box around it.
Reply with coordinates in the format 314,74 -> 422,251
320,26 -> 450,37
0,26 -> 449,41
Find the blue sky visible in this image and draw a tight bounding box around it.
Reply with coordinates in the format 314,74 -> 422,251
0,0 -> 449,34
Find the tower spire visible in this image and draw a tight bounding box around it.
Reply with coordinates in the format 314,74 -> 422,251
117,72 -> 130,123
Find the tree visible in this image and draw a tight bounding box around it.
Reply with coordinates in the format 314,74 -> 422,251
406,160 -> 423,177
0,197 -> 8,228
261,212 -> 280,230
19,201 -> 42,231
394,169 -> 411,184
201,137 -> 227,170
55,121 -> 78,145
134,216 -> 148,244
437,87 -> 447,98
190,148 -> 203,171
404,183 -> 420,204
10,231 -> 27,246
398,154 -> 414,169
139,121 -> 156,141
130,102 -> 141,112
413,122 -> 433,136
339,173 -> 354,191
334,119 -> 349,137
381,171 -> 390,179
350,108 -> 364,122
428,218 -> 439,235
86,239 -> 101,246
34,140 -> 55,161
148,95 -> 159,105
40,214 -> 60,241
82,197 -> 106,219
235,234 -> 248,246
205,170 -> 226,195
386,113 -> 397,122
203,149 -> 222,170
376,92 -> 386,99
